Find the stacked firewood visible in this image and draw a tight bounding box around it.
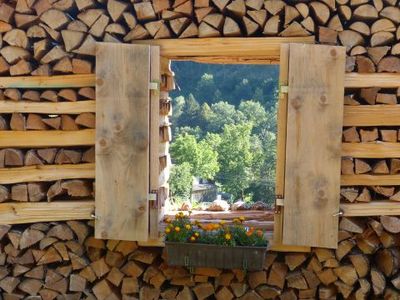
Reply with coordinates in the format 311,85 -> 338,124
0,179 -> 95,202
345,88 -> 400,106
0,217 -> 400,299
0,0 -> 399,75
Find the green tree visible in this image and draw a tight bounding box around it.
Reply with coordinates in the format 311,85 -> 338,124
170,134 -> 219,180
206,101 -> 244,133
169,162 -> 193,201
238,100 -> 268,131
217,123 -> 254,199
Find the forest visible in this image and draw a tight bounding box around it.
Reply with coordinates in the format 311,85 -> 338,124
168,61 -> 279,207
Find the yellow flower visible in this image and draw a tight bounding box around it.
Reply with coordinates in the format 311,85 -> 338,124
165,228 -> 171,234
225,233 -> 232,240
168,224 -> 174,228
175,226 -> 181,232
194,232 -> 199,237
219,220 -> 226,225
185,224 -> 191,230
165,217 -> 171,223
239,216 -> 245,222
213,224 -> 220,229
233,218 -> 240,224
190,236 -> 196,242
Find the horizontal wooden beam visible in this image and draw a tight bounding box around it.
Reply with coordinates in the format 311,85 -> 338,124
0,74 -> 95,88
0,74 -> 96,88
134,37 -> 315,60
341,174 -> 400,186
344,73 -> 400,88
341,201 -> 400,216
0,163 -> 95,184
0,201 -> 94,224
342,142 -> 400,158
0,130 -> 95,147
0,100 -> 95,114
343,105 -> 400,126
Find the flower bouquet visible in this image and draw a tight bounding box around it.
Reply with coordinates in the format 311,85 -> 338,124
164,212 -> 268,271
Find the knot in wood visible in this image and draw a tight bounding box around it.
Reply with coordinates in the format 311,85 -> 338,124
330,49 -> 337,57
134,133 -> 148,151
99,138 -> 107,147
291,96 -> 302,110
319,95 -> 328,106
96,78 -> 104,86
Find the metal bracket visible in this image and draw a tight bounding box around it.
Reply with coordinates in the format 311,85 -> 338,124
276,198 -> 284,206
333,210 -> 343,217
91,214 -> 98,220
149,81 -> 160,91
148,193 -> 157,201
280,85 -> 289,94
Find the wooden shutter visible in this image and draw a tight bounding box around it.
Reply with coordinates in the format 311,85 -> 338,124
95,43 -> 160,241
279,43 -> 346,249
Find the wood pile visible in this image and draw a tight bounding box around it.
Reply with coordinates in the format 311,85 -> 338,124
0,0 -> 398,75
0,218 -> 399,299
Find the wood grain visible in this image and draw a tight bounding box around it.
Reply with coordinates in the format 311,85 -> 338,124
0,163 -> 94,184
134,37 -> 315,59
342,143 -> 400,158
0,74 -> 95,88
149,46 -> 161,240
0,201 -> 94,224
0,100 -> 95,114
344,105 -> 400,126
283,43 -> 345,249
95,43 -> 150,241
0,130 -> 95,147
344,73 -> 400,88
341,201 -> 400,217
341,174 -> 400,186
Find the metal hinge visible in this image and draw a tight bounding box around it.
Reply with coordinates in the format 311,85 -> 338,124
276,198 -> 284,206
149,81 -> 160,91
148,193 -> 157,201
280,85 -> 289,94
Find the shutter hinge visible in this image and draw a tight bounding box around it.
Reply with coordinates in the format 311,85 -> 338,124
149,81 -> 160,91
280,85 -> 289,94
276,198 -> 284,206
148,192 -> 157,201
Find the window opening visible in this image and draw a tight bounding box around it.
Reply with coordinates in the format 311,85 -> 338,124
166,61 -> 279,228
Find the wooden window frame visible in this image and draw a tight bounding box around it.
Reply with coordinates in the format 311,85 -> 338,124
0,37 -> 400,248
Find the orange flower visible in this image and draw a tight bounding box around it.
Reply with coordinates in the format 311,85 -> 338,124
175,226 -> 181,232
256,230 -> 263,237
246,231 -> 253,237
165,217 -> 171,223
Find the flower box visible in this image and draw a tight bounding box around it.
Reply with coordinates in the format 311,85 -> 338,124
165,241 -> 267,271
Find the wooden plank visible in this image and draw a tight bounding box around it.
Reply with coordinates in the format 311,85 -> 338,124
0,163 -> 94,184
345,73 -> 400,88
96,43 -> 150,241
0,201 -> 94,224
343,105 -> 400,126
283,44 -> 345,249
341,201 -> 400,217
0,100 -> 95,114
0,130 -> 94,147
341,174 -> 400,186
134,37 -> 315,59
342,142 -> 400,158
149,46 -> 161,240
0,74 -> 95,88
273,43 -> 288,249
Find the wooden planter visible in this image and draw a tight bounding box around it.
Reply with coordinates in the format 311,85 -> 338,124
165,242 -> 267,271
